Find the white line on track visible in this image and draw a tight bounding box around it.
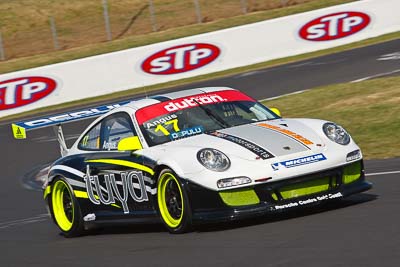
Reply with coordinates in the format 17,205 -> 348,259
350,69 -> 400,83
366,170 -> 400,177
286,62 -> 314,68
260,68 -> 400,102
286,59 -> 348,69
0,214 -> 49,229
235,70 -> 266,78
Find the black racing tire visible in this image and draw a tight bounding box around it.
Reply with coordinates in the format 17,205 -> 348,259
49,177 -> 84,237
157,169 -> 192,234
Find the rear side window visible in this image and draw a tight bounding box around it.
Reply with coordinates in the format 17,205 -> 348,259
78,112 -> 136,151
79,123 -> 101,150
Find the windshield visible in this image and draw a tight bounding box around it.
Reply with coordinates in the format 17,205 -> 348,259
136,90 -> 278,146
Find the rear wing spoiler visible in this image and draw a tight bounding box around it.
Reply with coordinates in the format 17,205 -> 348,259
11,100 -> 131,155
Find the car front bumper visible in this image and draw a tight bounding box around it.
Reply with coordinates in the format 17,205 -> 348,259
187,160 -> 372,223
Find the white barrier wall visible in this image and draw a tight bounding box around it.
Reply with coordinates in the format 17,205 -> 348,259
1,0 -> 399,118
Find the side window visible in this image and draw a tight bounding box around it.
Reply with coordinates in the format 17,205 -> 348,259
78,112 -> 136,151
101,113 -> 136,151
79,123 -> 101,150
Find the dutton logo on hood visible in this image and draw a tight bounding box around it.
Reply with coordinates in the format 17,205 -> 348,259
299,11 -> 370,41
142,43 -> 220,75
0,76 -> 57,110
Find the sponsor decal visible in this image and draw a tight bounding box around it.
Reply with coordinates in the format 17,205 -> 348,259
142,43 -> 220,75
210,131 -> 274,159
83,213 -> 96,222
171,126 -> 204,140
164,93 -> 227,112
136,90 -> 254,124
15,100 -> 130,130
299,11 -> 370,41
274,192 -> 343,210
12,123 -> 26,139
0,76 -> 57,111
257,123 -> 313,146
271,153 -> 326,171
84,166 -> 149,214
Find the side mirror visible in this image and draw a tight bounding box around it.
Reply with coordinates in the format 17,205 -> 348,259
117,136 -> 143,151
270,107 -> 281,117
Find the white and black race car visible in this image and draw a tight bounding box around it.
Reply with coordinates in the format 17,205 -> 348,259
12,87 -> 371,237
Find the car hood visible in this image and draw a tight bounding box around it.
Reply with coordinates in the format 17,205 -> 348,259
161,118 -> 325,160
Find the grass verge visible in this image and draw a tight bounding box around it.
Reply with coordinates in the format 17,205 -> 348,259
262,76 -> 400,160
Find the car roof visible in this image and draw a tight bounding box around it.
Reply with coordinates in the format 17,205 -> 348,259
126,87 -> 237,110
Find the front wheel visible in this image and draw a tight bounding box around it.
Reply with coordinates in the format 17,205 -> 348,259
157,169 -> 192,233
50,177 -> 84,237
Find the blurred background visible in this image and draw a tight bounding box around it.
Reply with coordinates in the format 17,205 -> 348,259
0,0 -> 315,60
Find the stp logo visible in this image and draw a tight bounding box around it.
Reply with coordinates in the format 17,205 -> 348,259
142,43 -> 220,75
299,11 -> 370,41
0,76 -> 57,110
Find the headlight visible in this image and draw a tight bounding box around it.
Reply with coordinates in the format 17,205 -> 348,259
323,123 -> 350,145
197,148 -> 230,172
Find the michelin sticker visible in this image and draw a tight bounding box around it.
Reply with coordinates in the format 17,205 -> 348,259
272,153 -> 326,171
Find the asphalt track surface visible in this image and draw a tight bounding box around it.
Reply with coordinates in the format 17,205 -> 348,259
1,39 -> 400,267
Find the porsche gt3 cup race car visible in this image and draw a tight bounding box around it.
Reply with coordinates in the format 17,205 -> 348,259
12,87 -> 372,237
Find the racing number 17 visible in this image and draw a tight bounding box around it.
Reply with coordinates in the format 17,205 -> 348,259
155,119 -> 180,136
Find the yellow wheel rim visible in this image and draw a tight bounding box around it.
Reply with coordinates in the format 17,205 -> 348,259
157,172 -> 184,228
52,180 -> 74,231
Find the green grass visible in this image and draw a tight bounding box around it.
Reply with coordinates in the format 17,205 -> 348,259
262,76 -> 400,159
0,0 -> 354,74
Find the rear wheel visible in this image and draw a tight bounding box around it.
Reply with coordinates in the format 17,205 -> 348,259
157,169 -> 192,233
50,177 -> 84,237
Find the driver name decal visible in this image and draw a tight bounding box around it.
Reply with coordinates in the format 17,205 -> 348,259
145,114 -> 178,129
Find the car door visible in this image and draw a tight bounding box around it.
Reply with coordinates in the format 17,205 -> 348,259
76,111 -> 157,219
